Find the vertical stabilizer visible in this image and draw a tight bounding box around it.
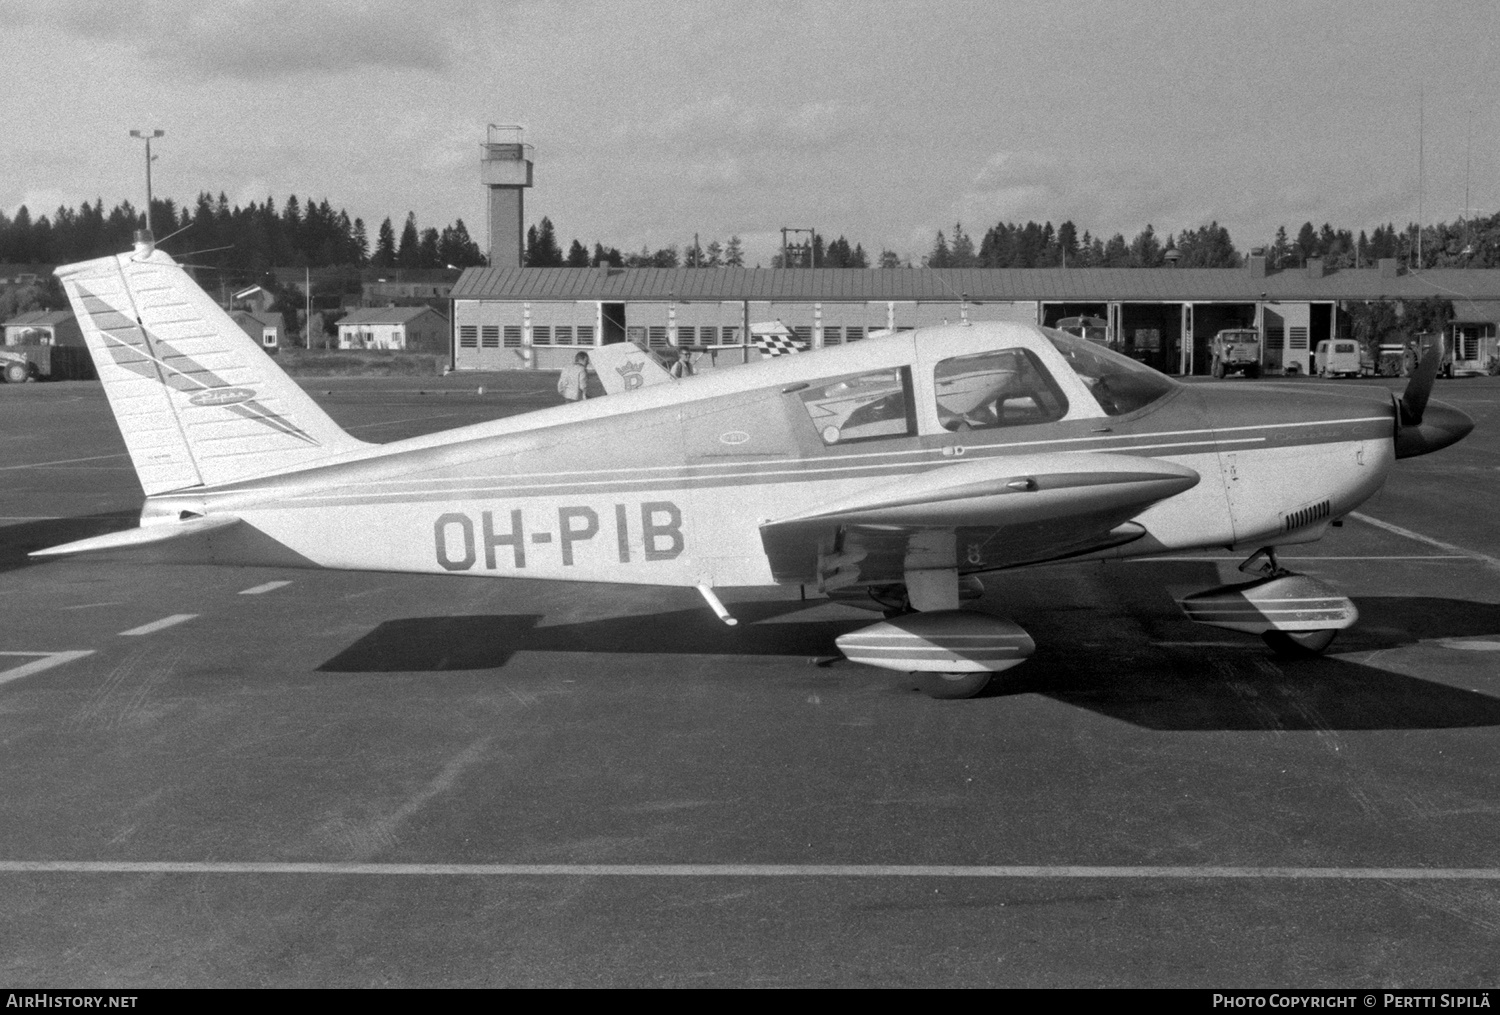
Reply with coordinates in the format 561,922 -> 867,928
589,341 -> 674,395
56,246 -> 368,494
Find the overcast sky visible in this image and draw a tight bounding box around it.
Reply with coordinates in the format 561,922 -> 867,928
4,0 -> 1500,265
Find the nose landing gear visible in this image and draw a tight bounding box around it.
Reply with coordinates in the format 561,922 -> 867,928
1176,546 -> 1358,655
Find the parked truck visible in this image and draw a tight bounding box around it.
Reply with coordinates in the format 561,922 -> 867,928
1209,328 -> 1262,378
1,345 -> 44,382
0,343 -> 93,382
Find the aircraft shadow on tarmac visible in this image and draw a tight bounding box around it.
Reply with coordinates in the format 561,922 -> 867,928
320,590 -> 1500,733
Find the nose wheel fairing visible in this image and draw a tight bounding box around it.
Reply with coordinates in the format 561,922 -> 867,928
1177,544 -> 1357,654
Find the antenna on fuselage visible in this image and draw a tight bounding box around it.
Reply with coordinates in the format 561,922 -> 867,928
928,271 -> 973,325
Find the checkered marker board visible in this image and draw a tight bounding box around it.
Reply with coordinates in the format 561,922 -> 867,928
751,332 -> 806,357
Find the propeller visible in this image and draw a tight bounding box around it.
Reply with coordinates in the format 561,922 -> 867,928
1396,333 -> 1443,426
1393,333 -> 1475,458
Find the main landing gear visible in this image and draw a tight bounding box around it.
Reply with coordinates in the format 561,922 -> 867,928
833,571 -> 1034,699
1176,546 -> 1358,656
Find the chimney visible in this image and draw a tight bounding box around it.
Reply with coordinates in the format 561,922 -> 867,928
1305,257 -> 1325,279
1378,258 -> 1399,278
1247,254 -> 1267,278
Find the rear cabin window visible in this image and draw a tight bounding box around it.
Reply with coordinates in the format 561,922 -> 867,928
798,367 -> 916,445
934,349 -> 1068,430
1043,330 -> 1177,416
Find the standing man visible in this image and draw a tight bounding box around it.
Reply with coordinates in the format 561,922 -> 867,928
558,351 -> 590,402
669,347 -> 695,379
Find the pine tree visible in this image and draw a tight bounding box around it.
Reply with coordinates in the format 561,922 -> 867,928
352,217 -> 370,265
1128,224 -> 1162,267
525,217 -> 563,266
396,212 -> 420,268
418,227 -> 440,268
372,217 -> 396,267
724,236 -> 744,268
927,230 -> 951,268
1270,225 -> 1291,268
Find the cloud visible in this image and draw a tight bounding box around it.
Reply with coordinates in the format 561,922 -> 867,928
953,148 -> 1193,240
17,0 -> 461,80
6,189 -> 75,219
623,96 -> 868,151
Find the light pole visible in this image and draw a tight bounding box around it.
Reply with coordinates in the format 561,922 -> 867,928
129,129 -> 164,239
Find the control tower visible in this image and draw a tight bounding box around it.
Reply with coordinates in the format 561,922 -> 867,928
481,124 -> 534,269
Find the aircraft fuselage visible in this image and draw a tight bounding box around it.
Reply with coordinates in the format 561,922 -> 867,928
135,326 -> 1413,591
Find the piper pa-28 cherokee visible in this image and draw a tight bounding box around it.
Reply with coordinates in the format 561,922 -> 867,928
34,238 -> 1473,698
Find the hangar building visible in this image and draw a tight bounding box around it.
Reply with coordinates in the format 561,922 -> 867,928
450,254 -> 1500,377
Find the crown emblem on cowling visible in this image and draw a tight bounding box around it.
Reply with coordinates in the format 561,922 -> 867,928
617,360 -> 645,390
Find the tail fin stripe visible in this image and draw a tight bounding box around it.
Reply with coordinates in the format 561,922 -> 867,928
228,402 -> 321,446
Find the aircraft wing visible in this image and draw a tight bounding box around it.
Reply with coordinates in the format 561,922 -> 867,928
758,452 -> 1199,587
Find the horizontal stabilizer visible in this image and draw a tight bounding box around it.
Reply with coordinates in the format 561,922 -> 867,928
30,514 -> 241,558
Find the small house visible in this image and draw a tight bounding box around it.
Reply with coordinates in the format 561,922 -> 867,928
338,306 -> 449,352
228,309 -> 285,353
3,310 -> 84,347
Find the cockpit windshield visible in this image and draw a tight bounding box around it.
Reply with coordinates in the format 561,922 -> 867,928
1042,329 -> 1178,416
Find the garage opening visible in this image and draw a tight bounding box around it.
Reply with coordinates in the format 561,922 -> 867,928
602,303 -> 626,344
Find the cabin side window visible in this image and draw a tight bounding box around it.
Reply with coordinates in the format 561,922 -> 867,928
797,366 -> 916,445
933,349 -> 1068,431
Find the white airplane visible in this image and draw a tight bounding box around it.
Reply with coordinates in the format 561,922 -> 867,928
33,238 -> 1473,697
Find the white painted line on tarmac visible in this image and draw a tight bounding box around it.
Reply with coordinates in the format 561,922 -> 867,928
0,453 -> 129,471
1151,641 -> 1258,648
1,861 -> 1499,880
0,651 -> 95,687
1437,639 -> 1500,652
239,581 -> 292,595
1349,512 -> 1500,571
1129,555 -> 1467,562
119,614 -> 198,636
346,413 -> 460,431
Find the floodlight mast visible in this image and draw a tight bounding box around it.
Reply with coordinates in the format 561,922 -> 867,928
129,129 -> 165,241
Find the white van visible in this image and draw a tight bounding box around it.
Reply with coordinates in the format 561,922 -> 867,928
1315,340 -> 1363,378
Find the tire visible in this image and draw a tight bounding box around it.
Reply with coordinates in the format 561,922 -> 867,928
1246,364 -> 1261,379
1262,629 -> 1337,656
915,672 -> 993,699
3,361 -> 29,384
